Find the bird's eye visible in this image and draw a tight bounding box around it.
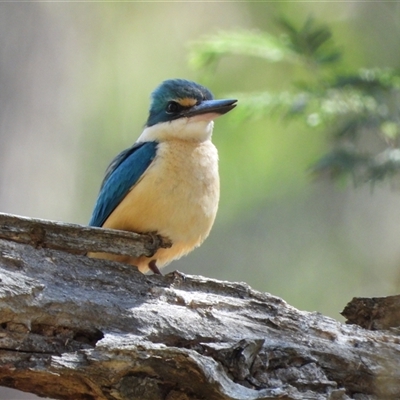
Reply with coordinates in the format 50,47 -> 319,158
166,101 -> 181,114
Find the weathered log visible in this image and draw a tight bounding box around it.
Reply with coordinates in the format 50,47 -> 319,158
0,213 -> 399,400
0,212 -> 171,257
342,294 -> 400,330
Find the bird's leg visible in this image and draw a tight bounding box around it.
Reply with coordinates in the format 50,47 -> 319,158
148,259 -> 162,275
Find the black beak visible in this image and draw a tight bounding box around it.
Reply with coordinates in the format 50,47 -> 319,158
184,98 -> 237,118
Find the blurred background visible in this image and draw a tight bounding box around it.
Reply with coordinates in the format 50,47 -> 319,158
1,2 -> 400,398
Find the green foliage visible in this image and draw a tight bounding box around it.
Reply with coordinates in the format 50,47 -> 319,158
190,17 -> 400,186
279,16 -> 341,65
189,30 -> 293,69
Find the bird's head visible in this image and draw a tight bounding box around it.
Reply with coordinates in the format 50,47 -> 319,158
139,79 -> 237,143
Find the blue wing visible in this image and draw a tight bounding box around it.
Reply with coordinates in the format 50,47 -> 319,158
89,141 -> 158,227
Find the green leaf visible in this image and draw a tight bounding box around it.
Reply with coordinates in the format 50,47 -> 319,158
189,30 -> 294,69
278,16 -> 341,65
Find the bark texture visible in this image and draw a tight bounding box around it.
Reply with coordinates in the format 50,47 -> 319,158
0,212 -> 399,400
342,294 -> 400,330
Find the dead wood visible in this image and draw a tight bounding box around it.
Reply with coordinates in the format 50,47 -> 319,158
0,212 -> 399,400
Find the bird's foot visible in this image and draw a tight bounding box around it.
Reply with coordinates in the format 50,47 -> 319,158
149,260 -> 162,275
148,231 -> 173,249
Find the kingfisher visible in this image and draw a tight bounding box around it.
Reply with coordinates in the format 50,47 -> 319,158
88,79 -> 237,274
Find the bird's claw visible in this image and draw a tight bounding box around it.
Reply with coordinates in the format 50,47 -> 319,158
148,259 -> 162,275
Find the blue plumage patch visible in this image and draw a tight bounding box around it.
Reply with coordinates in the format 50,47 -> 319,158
89,141 -> 158,227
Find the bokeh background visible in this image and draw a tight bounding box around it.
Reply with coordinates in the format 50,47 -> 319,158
1,2 -> 400,399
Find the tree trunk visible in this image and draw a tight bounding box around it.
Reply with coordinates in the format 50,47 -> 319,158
0,212 -> 399,400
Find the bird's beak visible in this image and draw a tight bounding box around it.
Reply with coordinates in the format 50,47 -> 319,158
184,99 -> 237,119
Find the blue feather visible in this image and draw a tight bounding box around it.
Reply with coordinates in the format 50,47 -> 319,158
89,141 -> 158,227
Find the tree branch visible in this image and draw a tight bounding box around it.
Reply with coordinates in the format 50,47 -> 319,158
0,213 -> 399,399
0,212 -> 171,256
342,294 -> 400,330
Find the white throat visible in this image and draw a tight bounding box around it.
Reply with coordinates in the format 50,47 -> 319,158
138,118 -> 215,143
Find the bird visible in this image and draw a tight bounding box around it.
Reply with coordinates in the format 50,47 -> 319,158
88,79 -> 237,274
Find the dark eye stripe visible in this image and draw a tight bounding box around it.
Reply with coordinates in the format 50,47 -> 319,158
166,101 -> 182,114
